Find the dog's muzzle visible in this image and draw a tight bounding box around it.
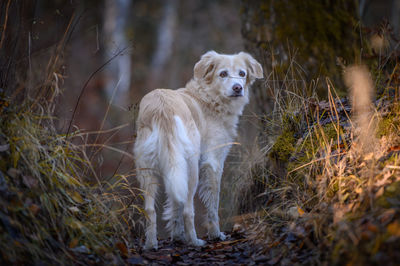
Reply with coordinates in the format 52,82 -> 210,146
230,83 -> 243,97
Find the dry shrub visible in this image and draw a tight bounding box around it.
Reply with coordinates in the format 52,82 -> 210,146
0,78 -> 143,263
0,19 -> 141,262
240,51 -> 400,264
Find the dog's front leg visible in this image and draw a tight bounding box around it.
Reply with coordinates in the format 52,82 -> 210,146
198,163 -> 226,241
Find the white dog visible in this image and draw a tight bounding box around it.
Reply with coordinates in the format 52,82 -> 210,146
134,51 -> 263,249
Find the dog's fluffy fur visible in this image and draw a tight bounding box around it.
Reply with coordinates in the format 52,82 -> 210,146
134,51 -> 263,249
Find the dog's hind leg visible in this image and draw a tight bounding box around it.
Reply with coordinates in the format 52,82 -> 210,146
163,116 -> 205,246
163,156 -> 205,246
138,168 -> 159,250
163,196 -> 185,242
134,126 -> 160,250
172,205 -> 185,242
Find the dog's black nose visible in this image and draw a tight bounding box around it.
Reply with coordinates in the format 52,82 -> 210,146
232,84 -> 242,93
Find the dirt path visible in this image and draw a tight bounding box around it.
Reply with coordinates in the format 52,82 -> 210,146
127,229 -> 269,265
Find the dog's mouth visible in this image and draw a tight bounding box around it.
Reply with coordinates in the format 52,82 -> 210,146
229,93 -> 243,98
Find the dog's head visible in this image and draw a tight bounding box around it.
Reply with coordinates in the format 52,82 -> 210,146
193,51 -> 263,102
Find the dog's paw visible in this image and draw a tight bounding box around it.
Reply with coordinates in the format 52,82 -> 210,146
218,232 -> 226,241
144,240 -> 158,250
190,238 -> 206,247
208,231 -> 226,241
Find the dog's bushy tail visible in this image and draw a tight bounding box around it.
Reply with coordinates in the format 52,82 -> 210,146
135,113 -> 192,206
160,116 -> 192,205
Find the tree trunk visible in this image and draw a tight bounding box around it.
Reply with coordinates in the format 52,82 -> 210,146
240,0 -> 360,103
103,0 -> 132,107
0,0 -> 36,92
147,0 -> 178,90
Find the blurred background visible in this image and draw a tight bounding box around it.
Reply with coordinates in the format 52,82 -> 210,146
2,0 -> 244,177
1,0 -> 400,233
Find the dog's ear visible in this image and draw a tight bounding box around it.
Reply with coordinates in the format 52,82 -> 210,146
194,51 -> 218,82
239,52 -> 263,81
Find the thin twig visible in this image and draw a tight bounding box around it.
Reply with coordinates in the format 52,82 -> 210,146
65,47 -> 129,138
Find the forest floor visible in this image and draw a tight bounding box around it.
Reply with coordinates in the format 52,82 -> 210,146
126,229 -> 267,266
68,225 -> 302,265
123,223 -> 319,266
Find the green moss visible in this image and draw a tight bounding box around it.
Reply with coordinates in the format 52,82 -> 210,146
377,115 -> 400,138
269,130 -> 296,162
322,123 -> 343,141
376,181 -> 400,208
287,122 -> 343,174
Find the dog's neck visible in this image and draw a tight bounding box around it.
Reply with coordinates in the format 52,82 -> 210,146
184,79 -> 246,118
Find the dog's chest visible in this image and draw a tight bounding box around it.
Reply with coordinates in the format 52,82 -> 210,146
204,115 -> 237,140
199,116 -> 238,163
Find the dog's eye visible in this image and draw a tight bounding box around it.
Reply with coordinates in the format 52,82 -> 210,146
239,71 -> 246,77
219,71 -> 228,78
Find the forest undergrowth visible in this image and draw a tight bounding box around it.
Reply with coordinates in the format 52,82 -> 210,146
0,42 -> 142,264
238,46 -> 400,265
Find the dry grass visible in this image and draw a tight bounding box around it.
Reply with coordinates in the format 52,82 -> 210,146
0,22 -> 141,262
0,81 -> 143,263
235,45 -> 400,264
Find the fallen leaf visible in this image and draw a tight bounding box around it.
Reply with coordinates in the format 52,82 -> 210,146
143,252 -> 171,262
68,206 -> 80,213
361,231 -> 372,240
387,146 -> 400,152
379,209 -> 396,225
387,221 -> 400,237
69,238 -> 79,248
116,242 -> 128,257
366,222 -> 378,233
158,255 -> 172,262
22,175 -> 38,189
214,254 -> 226,259
29,204 -> 40,215
297,206 -> 305,217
